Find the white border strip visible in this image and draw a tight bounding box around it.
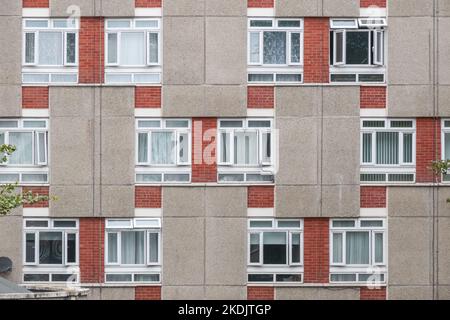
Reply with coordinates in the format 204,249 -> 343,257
135,8 -> 162,17
135,108 -> 162,117
135,208 -> 162,217
23,8 -> 50,17
247,108 -> 275,117
360,8 -> 387,18
248,8 -> 275,17
360,108 -> 387,117
247,208 -> 274,217
23,208 -> 50,217
360,208 -> 388,217
22,108 -> 49,118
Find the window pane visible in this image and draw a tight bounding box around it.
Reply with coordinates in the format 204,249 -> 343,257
335,32 -> 344,63
178,133 -> 189,164
37,132 -> 46,163
403,133 -> 413,163
249,32 -> 260,63
360,220 -> 383,227
121,231 -> 145,265
262,132 -> 271,163
332,220 -> 355,228
9,132 -> 33,165
263,232 -> 287,265
66,33 -> 76,64
107,233 -> 118,263
376,132 -> 399,165
277,221 -> 300,228
39,32 -> 63,65
376,31 -> 382,62
26,233 -> 36,263
121,32 -> 145,65
39,232 -> 63,264
66,233 -> 76,263
134,274 -> 159,282
263,32 -> 286,64
250,20 -> 272,27
346,232 -> 370,265
148,232 -> 159,263
148,33 -> 159,64
291,233 -> 301,264
250,220 -> 272,228
0,132 -> 4,145
250,233 -> 260,263
151,132 -> 175,165
138,133 -> 148,163
106,274 -> 132,282
163,173 -> 190,182
234,132 -> 258,165
375,233 -> 384,264
220,131 -> 231,163
290,33 -> 300,63
346,31 -> 369,65
107,33 -> 118,64
278,20 -> 301,28
25,220 -> 48,228
166,120 -> 189,128
53,220 -> 76,228
25,33 -> 35,63
332,233 -> 343,263
248,74 -> 274,82
445,133 -> 450,160
362,133 -> 372,163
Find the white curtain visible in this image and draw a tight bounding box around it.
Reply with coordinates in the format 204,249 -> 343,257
290,33 -> 300,63
39,32 -> 63,65
263,32 -> 286,64
107,33 -> 118,64
121,32 -> 145,66
121,231 -> 145,265
9,132 -> 33,165
362,133 -> 372,163
25,33 -> 35,63
148,33 -> 159,64
249,32 -> 260,63
220,132 -> 231,163
178,133 -> 189,164
138,133 -> 148,163
403,133 -> 413,163
151,132 -> 175,165
332,233 -> 343,263
376,132 -> 399,165
107,233 -> 118,263
234,132 -> 258,165
66,33 -> 76,64
346,232 -> 370,265
374,233 -> 384,263
291,233 -> 301,263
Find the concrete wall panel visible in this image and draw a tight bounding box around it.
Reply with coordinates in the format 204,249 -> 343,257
101,186 -> 134,217
0,214 -> 22,283
163,0 -> 205,16
276,87 -> 321,118
438,18 -> 450,85
163,187 -> 205,217
276,287 -> 360,300
162,85 -> 204,117
322,0 -> 360,17
0,85 -> 21,117
205,188 -> 247,217
276,0 -> 321,17
321,185 -> 360,217
438,218 -> 450,285
0,0 -> 21,16
276,186 -> 321,217
99,0 -> 135,17
388,0 -> 434,17
388,286 -> 433,300
388,85 -> 434,117
205,286 -> 247,300
100,287 -> 135,300
388,187 -> 433,217
0,16 -> 21,87
323,87 -> 360,117
203,86 -> 247,116
162,286 -> 205,300
50,186 -> 94,217
205,0 -> 246,16
50,0 -> 96,17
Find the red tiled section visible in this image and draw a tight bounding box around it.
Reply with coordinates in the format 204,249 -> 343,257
79,18 -> 104,84
247,87 -> 274,109
360,287 -> 387,300
304,18 -> 329,83
135,87 -> 162,108
248,186 -> 274,208
135,0 -> 162,7
22,187 -> 49,208
135,186 -> 162,208
360,87 -> 386,109
22,87 -> 49,109
135,287 -> 162,300
416,118 -> 441,183
303,218 -> 329,283
23,0 -> 49,7
248,0 -> 274,8
247,287 -> 274,300
360,0 -> 387,7
360,186 -> 386,208
79,218 -> 104,284
192,118 -> 217,183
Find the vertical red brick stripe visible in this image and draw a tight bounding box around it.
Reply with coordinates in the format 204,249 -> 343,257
360,0 -> 387,8
360,87 -> 386,109
248,0 -> 274,8
247,287 -> 274,300
303,218 -> 329,283
416,118 -> 441,183
247,87 -> 274,109
135,287 -> 162,300
360,186 -> 386,208
192,118 -> 217,183
303,18 -> 330,84
360,287 -> 387,300
22,87 -> 49,109
22,187 -> 49,208
79,18 -> 104,84
248,186 -> 274,208
135,186 -> 162,208
135,87 -> 162,108
135,0 -> 162,7
79,218 -> 105,284
23,0 -> 49,7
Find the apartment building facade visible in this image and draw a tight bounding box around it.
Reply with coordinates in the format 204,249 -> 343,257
0,0 -> 449,300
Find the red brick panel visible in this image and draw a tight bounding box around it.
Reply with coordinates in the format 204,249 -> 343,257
135,0 -> 162,7
360,0 -> 387,8
22,87 -> 49,109
247,87 -> 274,109
192,118 -> 217,183
360,186 -> 386,208
248,186 -> 274,208
360,287 -> 387,300
247,287 -> 274,300
135,87 -> 162,108
303,218 -> 329,283
248,0 -> 274,8
135,186 -> 162,208
135,287 -> 162,300
360,87 -> 386,109
79,218 -> 105,284
79,18 -> 104,84
416,118 -> 441,183
22,187 -> 49,208
303,18 -> 330,84
23,0 -> 49,7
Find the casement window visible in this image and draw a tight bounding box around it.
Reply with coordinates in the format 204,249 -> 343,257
360,119 -> 416,184
105,218 -> 161,284
441,120 -> 450,182
330,219 -> 386,284
23,19 -> 79,84
0,119 -> 49,184
23,219 -> 79,283
247,219 -> 303,284
248,18 -> 303,84
105,19 -> 161,84
135,119 -> 191,184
